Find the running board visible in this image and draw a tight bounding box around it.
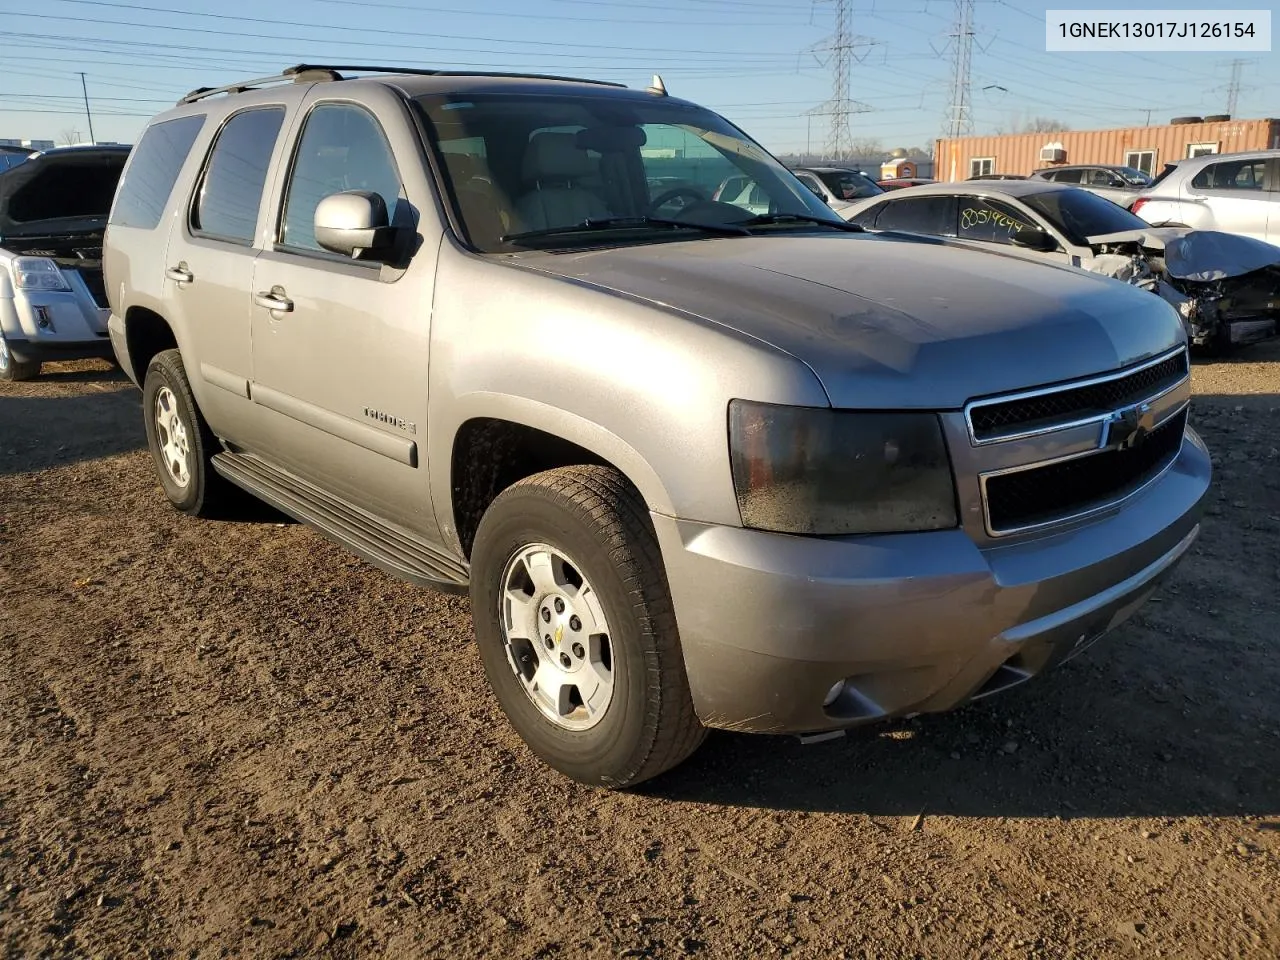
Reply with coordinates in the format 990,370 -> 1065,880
211,451 -> 469,594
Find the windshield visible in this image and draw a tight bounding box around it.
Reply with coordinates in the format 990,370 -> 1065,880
1021,187 -> 1149,244
415,92 -> 842,251
813,169 -> 883,200
1115,166 -> 1153,185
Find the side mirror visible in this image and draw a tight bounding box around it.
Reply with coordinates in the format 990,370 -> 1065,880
1010,227 -> 1057,252
314,191 -> 402,260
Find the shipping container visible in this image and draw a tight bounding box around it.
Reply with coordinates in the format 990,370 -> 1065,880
934,118 -> 1280,182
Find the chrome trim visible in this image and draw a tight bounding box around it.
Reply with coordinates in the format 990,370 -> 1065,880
979,400 -> 1189,538
964,345 -> 1189,446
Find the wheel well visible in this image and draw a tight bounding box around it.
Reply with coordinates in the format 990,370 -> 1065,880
124,307 -> 177,381
451,418 -> 616,559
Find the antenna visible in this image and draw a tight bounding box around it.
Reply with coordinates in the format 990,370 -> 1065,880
944,0 -> 976,139
646,74 -> 668,97
806,0 -> 878,161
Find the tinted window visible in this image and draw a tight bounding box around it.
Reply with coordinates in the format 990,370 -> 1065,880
280,104 -> 403,253
848,201 -> 883,228
1191,159 -> 1267,191
873,195 -> 956,236
1088,169 -> 1122,187
958,197 -> 1037,244
192,108 -> 285,243
1051,169 -> 1081,183
110,115 -> 204,230
1022,188 -> 1147,244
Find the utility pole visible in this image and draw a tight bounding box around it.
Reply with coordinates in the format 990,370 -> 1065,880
806,0 -> 877,162
79,72 -> 96,144
944,0 -> 976,139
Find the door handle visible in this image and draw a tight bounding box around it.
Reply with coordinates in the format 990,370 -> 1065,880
165,264 -> 194,284
254,290 -> 294,313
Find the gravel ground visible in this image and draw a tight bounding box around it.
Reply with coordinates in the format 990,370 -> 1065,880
1,344 -> 1277,959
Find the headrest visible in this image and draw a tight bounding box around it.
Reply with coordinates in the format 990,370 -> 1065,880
523,132 -> 596,182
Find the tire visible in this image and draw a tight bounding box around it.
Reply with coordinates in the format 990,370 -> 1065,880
469,465 -> 706,788
0,334 -> 41,381
141,348 -> 237,517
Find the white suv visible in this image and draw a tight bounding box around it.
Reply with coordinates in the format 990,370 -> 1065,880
1131,150 -> 1280,243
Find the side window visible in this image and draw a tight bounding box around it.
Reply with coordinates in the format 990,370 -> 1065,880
281,103 -> 404,253
1192,159 -> 1267,192
191,108 -> 285,244
797,173 -> 824,196
958,197 -> 1036,245
848,201 -> 883,228
1052,169 -> 1082,183
110,114 -> 205,230
873,196 -> 956,236
1089,169 -> 1120,186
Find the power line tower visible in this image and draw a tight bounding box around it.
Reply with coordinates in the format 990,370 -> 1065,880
1225,58 -> 1249,115
942,0 -> 976,139
807,0 -> 877,161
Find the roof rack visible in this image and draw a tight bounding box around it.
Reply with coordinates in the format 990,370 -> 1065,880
179,63 -> 625,104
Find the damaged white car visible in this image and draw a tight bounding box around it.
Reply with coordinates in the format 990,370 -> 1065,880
843,180 -> 1280,350
0,144 -> 130,380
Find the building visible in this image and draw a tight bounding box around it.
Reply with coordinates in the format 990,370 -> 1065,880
933,117 -> 1280,182
0,138 -> 56,151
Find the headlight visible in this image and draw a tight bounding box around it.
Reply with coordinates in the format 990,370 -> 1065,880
12,257 -> 71,292
728,400 -> 958,535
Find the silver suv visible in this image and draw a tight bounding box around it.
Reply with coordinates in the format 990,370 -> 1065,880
104,65 -> 1211,788
1131,150 -> 1280,243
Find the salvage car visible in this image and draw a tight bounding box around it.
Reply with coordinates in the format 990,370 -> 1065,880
843,180 -> 1280,348
1030,164 -> 1152,206
1129,150 -> 1280,244
106,64 -> 1208,788
0,144 -> 130,379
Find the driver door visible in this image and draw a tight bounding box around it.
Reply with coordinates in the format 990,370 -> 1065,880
249,99 -> 437,532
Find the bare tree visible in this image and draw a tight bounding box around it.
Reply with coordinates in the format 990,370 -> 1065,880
1021,117 -> 1070,133
849,137 -> 884,158
58,128 -> 82,146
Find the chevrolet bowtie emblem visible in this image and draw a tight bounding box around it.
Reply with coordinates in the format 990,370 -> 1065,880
554,624 -> 564,646
1100,401 -> 1156,451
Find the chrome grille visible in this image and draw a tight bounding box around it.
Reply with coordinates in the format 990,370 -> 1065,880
967,349 -> 1189,443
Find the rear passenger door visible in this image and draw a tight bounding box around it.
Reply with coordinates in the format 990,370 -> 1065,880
249,97 -> 438,533
161,105 -> 289,440
1188,157 -> 1271,240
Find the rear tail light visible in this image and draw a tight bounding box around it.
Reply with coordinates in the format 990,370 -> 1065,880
1130,198 -> 1148,216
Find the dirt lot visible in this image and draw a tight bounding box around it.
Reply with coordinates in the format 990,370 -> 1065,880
2,345 -> 1278,960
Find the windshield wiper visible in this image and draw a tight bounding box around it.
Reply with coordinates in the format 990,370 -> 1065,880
739,213 -> 865,232
501,216 -> 749,244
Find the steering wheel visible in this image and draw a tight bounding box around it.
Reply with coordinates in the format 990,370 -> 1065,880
649,186 -> 708,216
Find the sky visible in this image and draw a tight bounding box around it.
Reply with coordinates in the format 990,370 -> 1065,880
0,0 -> 1274,155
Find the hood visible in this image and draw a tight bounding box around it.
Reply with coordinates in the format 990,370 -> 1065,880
517,232 -> 1186,409
0,147 -> 128,240
1084,226 -> 1187,248
1161,230 -> 1280,282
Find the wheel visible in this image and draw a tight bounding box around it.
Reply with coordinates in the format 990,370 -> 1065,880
0,334 -> 40,381
469,465 -> 706,788
142,348 -> 236,517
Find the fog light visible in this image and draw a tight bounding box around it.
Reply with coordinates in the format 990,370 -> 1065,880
823,680 -> 846,708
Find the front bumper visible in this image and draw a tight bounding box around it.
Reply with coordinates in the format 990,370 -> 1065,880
5,334 -> 114,364
654,428 -> 1211,734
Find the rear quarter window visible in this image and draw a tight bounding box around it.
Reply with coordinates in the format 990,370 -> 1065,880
109,114 -> 206,230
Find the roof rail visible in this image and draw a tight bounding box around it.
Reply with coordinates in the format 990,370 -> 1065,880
286,63 -> 626,88
179,63 -> 625,104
